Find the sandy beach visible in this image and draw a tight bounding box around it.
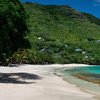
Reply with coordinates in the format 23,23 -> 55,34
0,64 -> 99,100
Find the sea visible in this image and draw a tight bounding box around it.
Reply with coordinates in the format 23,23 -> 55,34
59,65 -> 100,93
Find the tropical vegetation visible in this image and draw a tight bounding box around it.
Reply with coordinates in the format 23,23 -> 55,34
0,1 -> 100,65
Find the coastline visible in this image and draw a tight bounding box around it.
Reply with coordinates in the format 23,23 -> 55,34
0,64 -> 99,100
55,65 -> 100,100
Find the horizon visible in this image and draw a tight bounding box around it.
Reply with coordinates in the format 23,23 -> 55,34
21,0 -> 100,18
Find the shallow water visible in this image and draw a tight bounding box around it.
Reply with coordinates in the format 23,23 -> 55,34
65,66 -> 100,74
59,66 -> 100,93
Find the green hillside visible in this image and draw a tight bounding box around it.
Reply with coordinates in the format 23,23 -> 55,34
23,2 -> 100,64
83,12 -> 100,26
0,1 -> 100,65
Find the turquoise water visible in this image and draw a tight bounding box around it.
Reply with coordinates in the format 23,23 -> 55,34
60,65 -> 100,93
64,66 -> 100,74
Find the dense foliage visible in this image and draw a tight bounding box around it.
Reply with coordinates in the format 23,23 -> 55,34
0,0 -> 28,65
0,1 -> 100,65
23,2 -> 100,65
83,12 -> 100,26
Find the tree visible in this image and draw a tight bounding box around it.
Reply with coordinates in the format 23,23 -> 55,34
0,0 -> 28,65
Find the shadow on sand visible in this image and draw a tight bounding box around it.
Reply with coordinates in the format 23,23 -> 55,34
0,73 -> 41,84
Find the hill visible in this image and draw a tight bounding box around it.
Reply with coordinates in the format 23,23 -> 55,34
0,1 -> 100,65
22,2 -> 100,64
83,12 -> 100,26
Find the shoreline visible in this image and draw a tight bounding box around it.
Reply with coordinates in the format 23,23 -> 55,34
55,65 -> 100,99
0,64 -> 99,100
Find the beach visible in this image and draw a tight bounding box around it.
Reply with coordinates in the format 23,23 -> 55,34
0,64 -> 99,100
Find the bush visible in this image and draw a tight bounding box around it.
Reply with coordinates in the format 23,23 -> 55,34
0,0 -> 29,65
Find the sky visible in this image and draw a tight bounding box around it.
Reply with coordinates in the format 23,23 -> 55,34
21,0 -> 100,18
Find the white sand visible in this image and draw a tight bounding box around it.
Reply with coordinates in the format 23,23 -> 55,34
0,64 -> 99,100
